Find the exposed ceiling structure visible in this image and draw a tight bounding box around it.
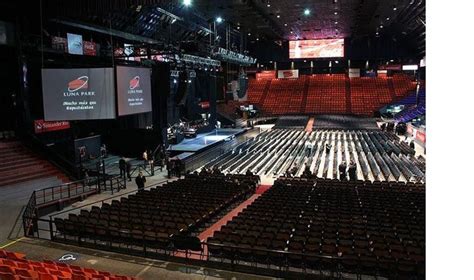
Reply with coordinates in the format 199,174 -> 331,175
40,0 -> 425,57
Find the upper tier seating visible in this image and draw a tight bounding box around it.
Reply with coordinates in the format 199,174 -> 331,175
305,74 -> 346,114
246,74 -> 417,116
207,178 -> 425,278
54,175 -> 258,250
0,249 -> 135,280
262,78 -> 306,115
350,77 -> 392,115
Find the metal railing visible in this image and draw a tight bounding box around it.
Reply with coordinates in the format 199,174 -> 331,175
22,179 -> 99,237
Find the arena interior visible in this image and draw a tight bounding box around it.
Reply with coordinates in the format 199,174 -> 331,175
0,0 -> 432,279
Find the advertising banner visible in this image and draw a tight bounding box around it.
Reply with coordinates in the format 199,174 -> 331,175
277,69 -> 299,79
34,119 -> 70,134
256,70 -> 275,80
116,66 -> 152,116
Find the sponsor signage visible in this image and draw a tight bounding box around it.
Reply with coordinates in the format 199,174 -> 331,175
34,119 -> 70,134
256,70 -> 275,80
379,64 -> 402,71
402,64 -> 419,71
52,36 -> 68,52
349,68 -> 360,78
277,69 -> 299,79
83,41 -> 97,56
199,101 -> 210,109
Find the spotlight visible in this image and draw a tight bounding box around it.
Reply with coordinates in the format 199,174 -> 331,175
386,17 -> 390,21
248,32 -> 251,36
276,14 -> 280,18
183,0 -> 192,6
380,25 -> 384,28
335,21 -> 338,24
304,9 -> 310,16
284,23 -> 288,26
393,6 -> 397,11
216,17 -> 223,23
267,4 -> 271,7
334,11 -> 338,15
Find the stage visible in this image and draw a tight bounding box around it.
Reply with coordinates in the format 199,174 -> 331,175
168,128 -> 246,153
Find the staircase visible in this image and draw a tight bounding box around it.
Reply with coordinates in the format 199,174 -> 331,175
345,76 -> 352,114
258,79 -> 272,105
300,76 -> 310,113
0,141 -> 69,187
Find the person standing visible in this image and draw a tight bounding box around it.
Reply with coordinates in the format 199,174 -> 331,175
409,141 -> 415,150
142,150 -> 148,169
119,157 -> 126,179
135,172 -> 146,191
126,160 -> 132,182
325,142 -> 332,154
338,161 -> 347,181
348,161 -> 357,181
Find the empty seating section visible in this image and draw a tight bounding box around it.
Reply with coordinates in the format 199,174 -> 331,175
245,74 -> 416,116
305,74 -> 346,114
393,74 -> 417,98
0,249 -> 135,280
54,175 -> 258,250
262,78 -> 306,115
207,178 -> 425,278
350,77 -> 392,116
246,79 -> 268,104
313,115 -> 379,130
203,129 -> 424,182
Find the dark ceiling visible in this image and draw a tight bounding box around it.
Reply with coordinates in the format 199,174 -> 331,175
38,0 -> 425,57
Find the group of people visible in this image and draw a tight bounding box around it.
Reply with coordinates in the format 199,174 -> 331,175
338,160 -> 358,181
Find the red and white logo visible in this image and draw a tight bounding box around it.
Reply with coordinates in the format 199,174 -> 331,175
129,76 -> 140,90
68,76 -> 89,92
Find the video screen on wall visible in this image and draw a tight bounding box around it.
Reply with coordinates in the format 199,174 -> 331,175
42,68 -> 116,121
289,39 -> 344,59
116,66 -> 152,116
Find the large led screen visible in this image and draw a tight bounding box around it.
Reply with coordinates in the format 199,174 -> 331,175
116,66 -> 152,116
289,39 -> 344,59
42,68 -> 116,121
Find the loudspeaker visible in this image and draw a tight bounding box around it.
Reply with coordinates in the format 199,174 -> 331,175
175,71 -> 189,106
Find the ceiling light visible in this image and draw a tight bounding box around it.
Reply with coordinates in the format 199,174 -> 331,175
376,32 -> 379,36
248,32 -> 251,36
290,31 -> 293,34
277,14 -> 280,18
334,11 -> 338,15
380,25 -> 384,28
256,38 -> 259,41
284,23 -> 288,26
393,6 -> 397,11
183,0 -> 192,6
237,26 -> 240,30
304,9 -> 310,16
335,21 -> 338,24
267,4 -> 271,7
216,17 -> 223,23
386,17 -> 390,21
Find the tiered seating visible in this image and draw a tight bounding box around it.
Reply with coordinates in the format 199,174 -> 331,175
246,79 -> 268,104
0,141 -> 68,187
393,73 -> 417,98
207,178 -> 425,278
0,249 -> 135,280
350,77 -> 392,116
246,74 -> 417,116
305,74 -> 346,114
54,175 -> 257,249
261,78 -> 306,115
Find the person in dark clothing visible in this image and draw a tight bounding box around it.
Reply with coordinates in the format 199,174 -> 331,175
135,172 -> 146,191
348,161 -> 357,181
246,169 -> 254,176
409,141 -> 415,150
302,164 -> 312,178
338,161 -> 347,180
126,161 -> 132,181
381,123 -> 387,131
119,157 -> 126,179
325,143 -> 332,154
